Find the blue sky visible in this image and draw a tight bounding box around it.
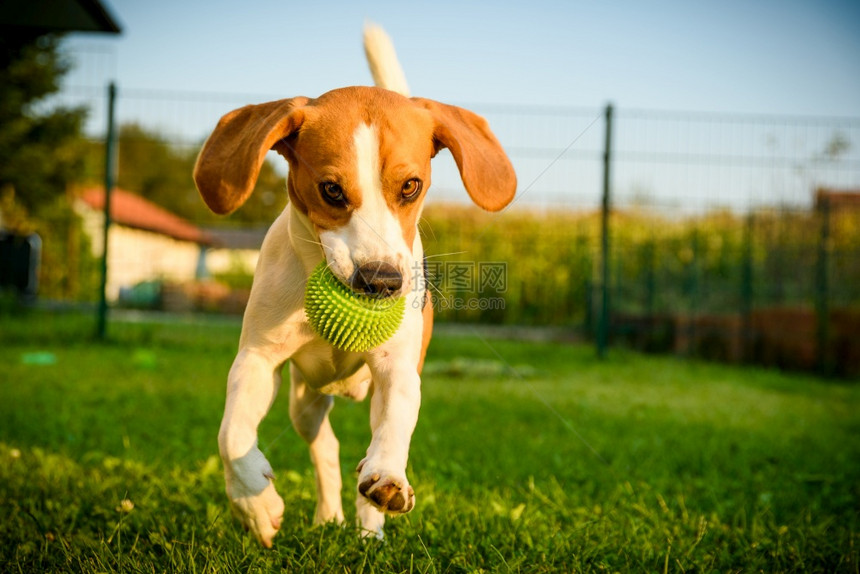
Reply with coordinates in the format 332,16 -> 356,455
66,0 -> 860,117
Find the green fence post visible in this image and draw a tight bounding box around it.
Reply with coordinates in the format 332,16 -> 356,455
686,229 -> 700,358
741,213 -> 754,362
645,238 -> 656,317
597,103 -> 613,359
97,82 -> 117,341
815,196 -> 831,374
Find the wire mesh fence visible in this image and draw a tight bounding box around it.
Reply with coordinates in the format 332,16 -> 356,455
37,46 -> 860,374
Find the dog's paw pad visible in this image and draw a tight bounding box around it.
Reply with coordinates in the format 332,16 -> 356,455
358,473 -> 415,515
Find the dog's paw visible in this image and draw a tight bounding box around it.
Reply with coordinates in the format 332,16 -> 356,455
228,480 -> 284,548
224,450 -> 284,547
356,459 -> 415,515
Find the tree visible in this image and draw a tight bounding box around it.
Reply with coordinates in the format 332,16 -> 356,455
0,30 -> 87,217
0,29 -> 97,301
114,123 -> 287,227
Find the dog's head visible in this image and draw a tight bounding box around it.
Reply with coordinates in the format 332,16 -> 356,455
194,86 -> 516,298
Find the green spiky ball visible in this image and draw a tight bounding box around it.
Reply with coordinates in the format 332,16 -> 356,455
304,261 -> 406,352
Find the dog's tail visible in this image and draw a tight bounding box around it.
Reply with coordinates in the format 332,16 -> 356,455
363,22 -> 410,97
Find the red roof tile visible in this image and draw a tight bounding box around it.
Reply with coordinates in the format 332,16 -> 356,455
80,188 -> 215,245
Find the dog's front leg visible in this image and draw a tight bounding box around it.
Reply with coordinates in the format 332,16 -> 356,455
356,361 -> 421,526
219,348 -> 285,547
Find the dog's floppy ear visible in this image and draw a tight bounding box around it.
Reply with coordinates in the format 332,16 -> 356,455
413,98 -> 516,212
194,97 -> 309,215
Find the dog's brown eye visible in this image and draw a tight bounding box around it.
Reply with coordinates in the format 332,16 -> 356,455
401,178 -> 422,201
320,182 -> 346,205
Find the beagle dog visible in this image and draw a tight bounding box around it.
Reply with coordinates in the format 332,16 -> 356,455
193,26 -> 516,546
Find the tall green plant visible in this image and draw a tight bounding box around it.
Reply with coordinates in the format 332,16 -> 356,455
420,203 -> 860,327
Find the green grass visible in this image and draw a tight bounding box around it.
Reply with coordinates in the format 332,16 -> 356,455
1,311 -> 858,572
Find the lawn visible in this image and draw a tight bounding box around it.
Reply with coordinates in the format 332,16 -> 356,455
0,311 -> 858,572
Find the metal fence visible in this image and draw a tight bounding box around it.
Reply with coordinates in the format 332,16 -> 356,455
45,48 -> 860,375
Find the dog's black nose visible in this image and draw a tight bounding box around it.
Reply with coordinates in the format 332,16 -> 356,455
350,262 -> 403,298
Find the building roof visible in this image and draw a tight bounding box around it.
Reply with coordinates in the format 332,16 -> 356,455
79,188 -> 216,246
0,0 -> 121,34
815,188 -> 860,210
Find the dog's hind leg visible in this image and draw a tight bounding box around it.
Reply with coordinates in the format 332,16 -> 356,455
289,363 -> 345,525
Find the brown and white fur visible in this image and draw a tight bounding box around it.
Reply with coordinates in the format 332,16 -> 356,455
193,24 -> 516,546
